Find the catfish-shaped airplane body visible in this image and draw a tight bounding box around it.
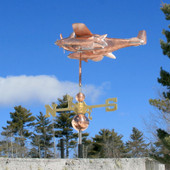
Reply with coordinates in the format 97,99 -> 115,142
55,23 -> 147,62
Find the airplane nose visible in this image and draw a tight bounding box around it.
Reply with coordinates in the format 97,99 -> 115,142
55,40 -> 61,46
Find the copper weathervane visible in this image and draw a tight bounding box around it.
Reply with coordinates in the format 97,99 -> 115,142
45,23 -> 147,158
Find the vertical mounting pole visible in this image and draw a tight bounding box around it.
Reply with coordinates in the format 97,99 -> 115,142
78,54 -> 83,158
78,130 -> 83,158
79,53 -> 82,92
52,118 -> 57,158
79,130 -> 82,144
60,138 -> 65,158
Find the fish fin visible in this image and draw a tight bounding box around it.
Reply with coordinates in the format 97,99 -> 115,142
91,56 -> 104,62
99,34 -> 108,46
69,32 -> 75,38
105,53 -> 116,59
100,34 -> 107,40
137,30 -> 147,45
72,23 -> 93,37
94,34 -> 108,47
68,53 -> 88,62
60,33 -> 63,39
68,53 -> 79,59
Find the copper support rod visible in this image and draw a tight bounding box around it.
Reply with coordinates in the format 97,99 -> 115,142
79,53 -> 82,90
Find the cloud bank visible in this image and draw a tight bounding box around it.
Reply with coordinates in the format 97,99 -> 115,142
0,75 -> 105,106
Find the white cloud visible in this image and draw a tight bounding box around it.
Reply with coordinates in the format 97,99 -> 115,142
0,75 -> 106,106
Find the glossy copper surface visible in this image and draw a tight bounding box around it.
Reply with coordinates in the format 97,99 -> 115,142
76,92 -> 85,102
71,114 -> 89,131
79,54 -> 82,87
55,23 -> 147,62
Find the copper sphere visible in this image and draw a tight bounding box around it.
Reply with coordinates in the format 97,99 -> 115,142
76,92 -> 85,102
71,114 -> 89,131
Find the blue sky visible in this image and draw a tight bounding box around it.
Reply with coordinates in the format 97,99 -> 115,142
0,0 -> 169,142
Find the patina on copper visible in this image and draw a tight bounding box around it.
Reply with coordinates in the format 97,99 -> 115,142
71,114 -> 89,131
55,23 -> 147,62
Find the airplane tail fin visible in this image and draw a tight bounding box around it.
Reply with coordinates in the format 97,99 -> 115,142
137,30 -> 147,45
130,30 -> 147,46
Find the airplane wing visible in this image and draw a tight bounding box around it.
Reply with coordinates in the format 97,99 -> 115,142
72,23 -> 93,37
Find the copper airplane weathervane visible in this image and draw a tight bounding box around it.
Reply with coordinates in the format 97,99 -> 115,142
45,23 -> 147,158
45,23 -> 147,125
55,23 -> 147,62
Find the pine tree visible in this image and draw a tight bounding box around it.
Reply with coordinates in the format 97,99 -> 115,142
31,112 -> 53,158
1,105 -> 35,157
0,140 -> 21,158
158,3 -> 170,99
149,3 -> 170,167
149,3 -> 170,116
30,136 -> 41,158
88,129 -> 110,158
104,129 -> 126,158
1,126 -> 14,157
0,140 -> 11,157
88,129 -> 126,158
126,127 -> 149,158
151,129 -> 170,164
54,95 -> 77,158
82,132 -> 92,158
